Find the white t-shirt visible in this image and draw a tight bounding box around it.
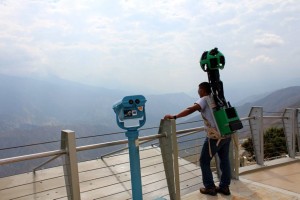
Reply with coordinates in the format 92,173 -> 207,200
195,95 -> 217,128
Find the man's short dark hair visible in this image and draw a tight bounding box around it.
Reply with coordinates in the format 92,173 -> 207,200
199,82 -> 212,94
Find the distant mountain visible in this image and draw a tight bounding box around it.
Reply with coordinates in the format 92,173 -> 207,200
234,92 -> 272,106
236,86 -> 300,117
0,74 -> 126,130
0,74 -> 196,149
1,74 -> 299,141
181,86 -> 300,134
1,74 -> 299,177
0,74 -> 196,129
0,74 -> 198,177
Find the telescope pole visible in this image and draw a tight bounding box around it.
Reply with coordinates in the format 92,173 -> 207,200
126,130 -> 143,200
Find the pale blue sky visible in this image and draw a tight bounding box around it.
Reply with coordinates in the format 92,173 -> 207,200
0,0 -> 299,101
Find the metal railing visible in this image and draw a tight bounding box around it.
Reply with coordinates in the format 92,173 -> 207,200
0,107 -> 299,200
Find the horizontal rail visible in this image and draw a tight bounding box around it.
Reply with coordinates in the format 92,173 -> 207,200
242,115 -> 287,120
0,150 -> 65,165
240,116 -> 255,121
0,115 -> 261,167
77,138 -> 129,152
0,133 -> 167,166
176,127 -> 205,135
0,114 -> 271,167
264,116 -> 288,119
77,133 -> 166,152
101,133 -> 166,158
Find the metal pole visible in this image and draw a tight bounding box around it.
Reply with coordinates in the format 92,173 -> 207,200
61,130 -> 81,200
126,130 -> 143,200
249,107 -> 264,165
0,150 -> 64,166
283,108 -> 296,158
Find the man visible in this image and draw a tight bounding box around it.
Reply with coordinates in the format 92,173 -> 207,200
164,82 -> 231,196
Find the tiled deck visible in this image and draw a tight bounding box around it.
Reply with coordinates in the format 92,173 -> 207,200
183,178 -> 300,200
183,158 -> 300,200
1,148 -> 299,199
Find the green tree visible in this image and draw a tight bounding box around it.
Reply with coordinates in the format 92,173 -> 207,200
241,127 -> 288,160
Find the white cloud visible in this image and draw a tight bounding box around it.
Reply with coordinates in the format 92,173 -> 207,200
250,55 -> 274,64
0,0 -> 299,99
254,33 -> 284,48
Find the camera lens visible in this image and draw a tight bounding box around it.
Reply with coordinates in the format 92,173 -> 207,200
135,99 -> 140,104
129,99 -> 134,104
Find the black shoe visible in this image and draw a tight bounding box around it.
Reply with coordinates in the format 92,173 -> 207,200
199,187 -> 217,196
216,186 -> 231,195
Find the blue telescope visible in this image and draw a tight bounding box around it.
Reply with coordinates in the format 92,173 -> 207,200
112,95 -> 147,200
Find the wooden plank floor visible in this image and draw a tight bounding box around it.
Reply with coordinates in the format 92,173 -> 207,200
1,149 -> 299,200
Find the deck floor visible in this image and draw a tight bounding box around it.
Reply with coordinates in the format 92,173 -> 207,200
183,159 -> 300,200
1,148 -> 299,200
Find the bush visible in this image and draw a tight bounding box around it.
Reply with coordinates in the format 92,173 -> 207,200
241,127 -> 288,160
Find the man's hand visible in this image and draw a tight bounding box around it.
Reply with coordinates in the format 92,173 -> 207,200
164,114 -> 174,119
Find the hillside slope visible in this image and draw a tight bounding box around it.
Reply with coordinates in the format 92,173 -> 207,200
0,74 -> 196,130
236,86 -> 300,117
0,74 -> 299,177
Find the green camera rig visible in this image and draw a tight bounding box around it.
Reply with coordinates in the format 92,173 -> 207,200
200,48 -> 243,136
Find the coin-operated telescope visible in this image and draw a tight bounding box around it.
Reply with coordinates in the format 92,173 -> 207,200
113,95 -> 147,200
113,95 -> 146,131
200,48 -> 243,136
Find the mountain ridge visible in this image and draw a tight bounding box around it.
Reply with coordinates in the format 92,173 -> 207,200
0,74 -> 299,177
236,86 -> 300,117
1,74 -> 299,131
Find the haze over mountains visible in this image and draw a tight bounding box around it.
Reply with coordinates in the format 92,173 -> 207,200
0,74 -> 197,131
0,74 -> 299,177
1,73 -> 300,137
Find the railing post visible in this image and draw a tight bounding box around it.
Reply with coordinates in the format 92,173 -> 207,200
230,133 -> 239,179
297,109 -> 300,154
158,119 -> 180,200
61,130 -> 81,200
249,107 -> 264,165
283,109 -> 296,158
216,133 -> 239,180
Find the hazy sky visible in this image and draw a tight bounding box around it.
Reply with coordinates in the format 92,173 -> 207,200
0,0 -> 299,101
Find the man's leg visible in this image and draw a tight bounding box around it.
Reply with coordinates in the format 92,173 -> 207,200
217,137 -> 231,195
200,138 -> 215,188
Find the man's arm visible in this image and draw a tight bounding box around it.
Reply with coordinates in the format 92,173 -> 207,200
164,103 -> 201,120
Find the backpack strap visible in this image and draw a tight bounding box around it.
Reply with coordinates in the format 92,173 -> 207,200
202,114 -> 221,140
202,114 -> 222,157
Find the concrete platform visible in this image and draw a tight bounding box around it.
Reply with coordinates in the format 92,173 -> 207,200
183,159 -> 300,200
240,161 -> 300,194
182,178 -> 300,200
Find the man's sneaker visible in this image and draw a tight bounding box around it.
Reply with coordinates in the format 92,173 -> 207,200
216,186 -> 231,195
199,187 -> 217,196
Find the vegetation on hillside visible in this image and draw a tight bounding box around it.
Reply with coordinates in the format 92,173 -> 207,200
241,127 -> 299,160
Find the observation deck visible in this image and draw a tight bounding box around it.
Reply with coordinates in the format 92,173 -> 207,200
0,107 -> 300,199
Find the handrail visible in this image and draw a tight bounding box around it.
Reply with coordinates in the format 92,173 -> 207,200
241,116 -> 255,120
264,116 -> 288,119
0,112 -> 291,172
0,149 -> 65,165
101,134 -> 164,159
0,133 -> 166,170
0,114 -> 267,167
176,127 -> 205,135
77,133 -> 166,152
0,115 -> 254,167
